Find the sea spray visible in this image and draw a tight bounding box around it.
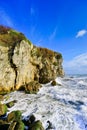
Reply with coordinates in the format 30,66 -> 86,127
2,75 -> 87,130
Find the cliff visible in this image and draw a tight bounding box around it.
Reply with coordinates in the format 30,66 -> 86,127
0,26 -> 64,94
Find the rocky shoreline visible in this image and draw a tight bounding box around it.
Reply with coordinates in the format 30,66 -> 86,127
0,80 -> 58,130
0,26 -> 64,129
0,99 -> 44,130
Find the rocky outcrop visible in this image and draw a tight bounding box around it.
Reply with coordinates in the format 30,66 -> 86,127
25,81 -> 42,94
0,107 -> 44,130
0,26 -> 64,94
0,103 -> 7,116
31,46 -> 64,83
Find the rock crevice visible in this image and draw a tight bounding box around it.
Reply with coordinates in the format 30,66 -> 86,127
8,41 -> 21,89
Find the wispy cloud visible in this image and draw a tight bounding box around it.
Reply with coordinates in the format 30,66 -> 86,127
63,53 -> 87,74
0,9 -> 14,27
49,27 -> 57,41
35,39 -> 43,46
76,29 -> 87,38
30,7 -> 35,16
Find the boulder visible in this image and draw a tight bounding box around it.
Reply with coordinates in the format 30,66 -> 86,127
46,120 -> 53,129
29,120 -> 44,130
22,114 -> 36,127
0,103 -> 7,116
0,106 -> 44,130
29,114 -> 36,123
8,121 -> 17,130
25,81 -> 42,94
6,100 -> 17,108
7,110 -> 22,122
8,121 -> 25,130
51,80 -> 57,86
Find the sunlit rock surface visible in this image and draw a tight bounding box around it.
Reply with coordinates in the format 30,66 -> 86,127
0,26 -> 64,93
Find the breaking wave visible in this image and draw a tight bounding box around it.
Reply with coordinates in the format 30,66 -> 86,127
3,75 -> 87,130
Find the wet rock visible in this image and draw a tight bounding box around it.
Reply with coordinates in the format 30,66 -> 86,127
29,114 -> 36,123
7,110 -> 22,122
14,121 -> 25,130
0,107 -> 44,130
22,114 -> 36,126
51,80 -> 57,86
22,115 -> 44,130
0,109 -> 25,130
0,119 -> 8,124
0,95 -> 4,101
22,119 -> 29,127
8,121 -> 17,130
8,121 -> 25,130
46,120 -> 53,130
51,80 -> 62,86
6,100 -> 17,108
0,124 -> 9,130
5,95 -> 10,101
0,103 -> 7,116
25,81 -> 42,94
0,118 -> 9,130
29,120 -> 44,130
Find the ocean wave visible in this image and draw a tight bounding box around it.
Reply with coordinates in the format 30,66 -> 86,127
3,75 -> 87,130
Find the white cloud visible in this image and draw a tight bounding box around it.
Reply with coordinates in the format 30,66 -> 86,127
63,53 -> 87,74
49,27 -> 57,41
0,9 -> 14,27
76,29 -> 87,38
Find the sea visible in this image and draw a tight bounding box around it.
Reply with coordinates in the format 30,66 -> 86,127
3,74 -> 87,130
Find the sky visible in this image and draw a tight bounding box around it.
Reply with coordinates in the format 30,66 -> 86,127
0,0 -> 87,74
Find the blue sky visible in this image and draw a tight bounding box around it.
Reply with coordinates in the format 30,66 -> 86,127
0,0 -> 87,74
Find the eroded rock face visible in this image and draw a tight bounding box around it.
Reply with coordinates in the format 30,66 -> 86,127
0,41 -> 15,93
13,40 -> 34,90
31,46 -> 64,83
0,26 -> 64,94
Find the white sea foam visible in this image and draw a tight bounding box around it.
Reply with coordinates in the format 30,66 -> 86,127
3,75 -> 87,130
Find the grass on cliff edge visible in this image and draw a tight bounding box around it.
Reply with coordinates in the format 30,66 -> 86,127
0,25 -> 32,46
31,46 -> 62,60
0,25 -> 62,60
